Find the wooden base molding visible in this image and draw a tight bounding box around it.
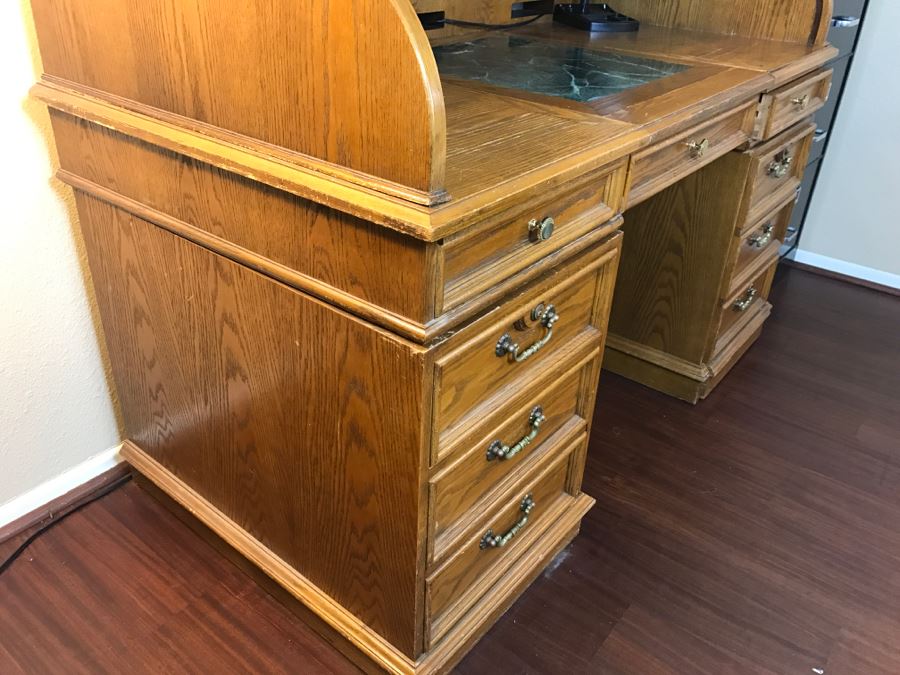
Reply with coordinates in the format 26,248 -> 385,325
124,440 -> 592,674
122,441 -> 417,674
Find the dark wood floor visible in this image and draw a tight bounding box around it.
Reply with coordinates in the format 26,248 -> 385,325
2,266 -> 898,674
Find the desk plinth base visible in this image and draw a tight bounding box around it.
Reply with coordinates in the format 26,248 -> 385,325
603,302 -> 771,404
123,440 -> 594,674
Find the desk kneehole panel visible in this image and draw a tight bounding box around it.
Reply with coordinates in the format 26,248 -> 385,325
426,432 -> 589,649
755,68 -> 833,141
441,161 -> 626,312
428,352 -> 598,563
627,100 -> 756,208
432,233 -> 621,458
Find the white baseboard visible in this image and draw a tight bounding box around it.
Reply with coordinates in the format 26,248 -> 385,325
0,444 -> 124,529
790,249 -> 900,291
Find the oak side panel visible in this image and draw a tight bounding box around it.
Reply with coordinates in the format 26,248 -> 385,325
75,195 -> 428,658
50,112 -> 434,326
30,0 -> 446,193
611,154 -> 747,364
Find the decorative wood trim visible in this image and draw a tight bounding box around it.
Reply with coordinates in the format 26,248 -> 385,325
121,441 -> 419,675
605,334 -> 712,382
33,80 -> 442,240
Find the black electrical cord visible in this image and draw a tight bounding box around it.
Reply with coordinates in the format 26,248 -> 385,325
0,473 -> 133,576
443,14 -> 546,30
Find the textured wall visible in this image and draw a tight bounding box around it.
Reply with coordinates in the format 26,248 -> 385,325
799,2 -> 900,278
0,0 -> 120,509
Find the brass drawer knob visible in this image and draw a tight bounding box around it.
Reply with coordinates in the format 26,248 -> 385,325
733,286 -> 758,312
486,407 -> 546,462
748,223 -> 774,249
686,137 -> 710,159
528,216 -> 555,243
791,93 -> 811,109
767,149 -> 794,178
496,304 -> 559,363
480,494 -> 535,549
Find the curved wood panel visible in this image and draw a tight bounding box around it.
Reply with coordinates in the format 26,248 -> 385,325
30,0 -> 446,197
608,0 -> 832,45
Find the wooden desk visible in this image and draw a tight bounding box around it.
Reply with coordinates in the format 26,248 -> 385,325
30,1 -> 836,671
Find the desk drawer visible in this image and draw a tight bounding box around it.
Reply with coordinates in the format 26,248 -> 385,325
728,195 -> 794,297
717,258 -> 777,348
433,234 -> 620,451
627,101 -> 756,207
430,355 -> 595,560
426,434 -> 584,647
442,162 -> 626,311
755,69 -> 833,141
744,122 -> 815,226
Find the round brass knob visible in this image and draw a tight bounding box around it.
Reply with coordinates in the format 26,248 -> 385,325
528,217 -> 555,242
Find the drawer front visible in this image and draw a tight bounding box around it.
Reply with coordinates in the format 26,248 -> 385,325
426,435 -> 584,646
757,69 -> 833,141
441,162 -> 626,311
717,258 -> 777,348
729,197 -> 794,297
430,355 -> 595,558
433,236 -> 620,449
628,101 -> 756,207
746,122 -> 815,225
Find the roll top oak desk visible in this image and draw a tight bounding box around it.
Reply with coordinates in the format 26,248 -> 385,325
30,1 -> 836,671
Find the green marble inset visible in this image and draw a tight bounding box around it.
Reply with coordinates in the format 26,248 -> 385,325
433,35 -> 688,103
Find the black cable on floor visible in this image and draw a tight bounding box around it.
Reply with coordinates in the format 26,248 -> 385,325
443,14 -> 546,30
0,473 -> 133,576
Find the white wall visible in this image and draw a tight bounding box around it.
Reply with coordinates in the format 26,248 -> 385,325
795,2 -> 900,288
0,1 -> 121,522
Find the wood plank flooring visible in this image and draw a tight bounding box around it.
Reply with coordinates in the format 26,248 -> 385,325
1,266 -> 899,674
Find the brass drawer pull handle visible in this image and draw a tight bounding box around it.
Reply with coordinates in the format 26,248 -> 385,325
496,304 -> 559,363
733,287 -> 758,312
686,137 -> 709,159
791,93 -> 811,109
748,224 -> 774,248
767,149 -> 794,178
528,216 -> 555,243
486,407 -> 546,461
480,494 -> 535,549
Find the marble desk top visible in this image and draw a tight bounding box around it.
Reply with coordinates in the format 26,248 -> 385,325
433,35 -> 689,103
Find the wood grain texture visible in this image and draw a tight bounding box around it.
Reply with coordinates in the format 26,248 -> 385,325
50,111 -> 436,326
612,154 -> 748,365
30,0 -> 447,195
429,360 -> 592,557
75,195 -> 429,658
434,238 -> 620,442
627,101 -> 755,207
426,435 -> 585,646
610,0 -> 831,44
2,269 -> 898,674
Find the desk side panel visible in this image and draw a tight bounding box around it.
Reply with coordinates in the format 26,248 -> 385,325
30,0 -> 446,194
76,195 -> 428,657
